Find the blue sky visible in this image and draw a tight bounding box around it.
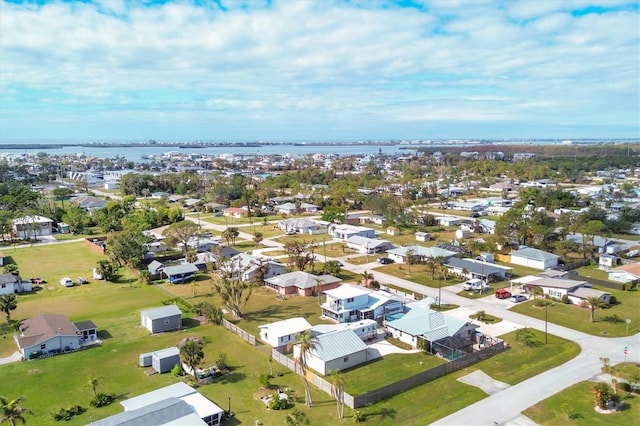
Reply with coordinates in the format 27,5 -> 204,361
1,0 -> 638,141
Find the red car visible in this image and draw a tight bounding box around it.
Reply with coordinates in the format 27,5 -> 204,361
495,288 -> 512,299
30,277 -> 46,284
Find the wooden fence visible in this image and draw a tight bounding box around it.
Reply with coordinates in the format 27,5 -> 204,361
221,318 -> 256,345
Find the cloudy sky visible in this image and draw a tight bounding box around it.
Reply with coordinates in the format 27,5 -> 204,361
1,0 -> 638,141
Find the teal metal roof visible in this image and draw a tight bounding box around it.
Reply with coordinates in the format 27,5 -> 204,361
312,329 -> 367,362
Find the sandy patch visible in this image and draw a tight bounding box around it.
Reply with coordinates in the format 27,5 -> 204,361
457,370 -> 510,395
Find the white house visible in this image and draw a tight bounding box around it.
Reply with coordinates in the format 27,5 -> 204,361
386,245 -> 456,264
221,253 -> 286,283
510,247 -> 559,270
12,215 -> 54,238
0,274 -> 32,295
346,235 -> 393,254
415,232 -> 431,242
522,276 -> 611,305
259,317 -> 312,348
328,224 -> 376,241
321,284 -> 405,323
276,202 -> 299,215
93,382 -> 224,426
293,328 -> 368,375
311,319 -> 378,341
278,218 -> 323,235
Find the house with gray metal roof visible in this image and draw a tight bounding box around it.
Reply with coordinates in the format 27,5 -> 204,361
293,328 -> 368,375
444,257 -> 512,282
386,245 -> 456,264
510,246 -> 559,270
140,305 -> 182,334
264,271 -> 342,297
93,382 -> 223,426
162,263 -> 199,284
384,304 -> 478,353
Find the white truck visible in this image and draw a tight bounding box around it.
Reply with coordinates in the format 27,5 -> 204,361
59,277 -> 73,287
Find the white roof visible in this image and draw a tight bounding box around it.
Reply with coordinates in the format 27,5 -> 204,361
259,317 -> 312,337
323,284 -> 371,299
180,392 -> 224,419
12,215 -> 53,224
121,382 -> 195,411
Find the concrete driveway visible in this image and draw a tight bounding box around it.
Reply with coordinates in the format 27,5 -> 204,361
0,351 -> 22,365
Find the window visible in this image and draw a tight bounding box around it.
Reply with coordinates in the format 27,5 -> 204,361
343,356 -> 349,362
40,344 -> 46,350
347,297 -> 355,303
1,284 -> 5,288
164,319 -> 170,325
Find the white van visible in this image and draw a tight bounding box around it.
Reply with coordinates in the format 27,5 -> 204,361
59,277 -> 73,287
462,278 -> 484,291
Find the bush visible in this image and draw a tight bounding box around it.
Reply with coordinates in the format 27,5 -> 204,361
215,352 -> 228,371
353,410 -> 364,423
616,381 -> 632,392
561,294 -> 570,304
90,392 -> 115,408
51,405 -> 86,421
269,392 -> 288,410
171,363 -> 183,377
259,373 -> 271,388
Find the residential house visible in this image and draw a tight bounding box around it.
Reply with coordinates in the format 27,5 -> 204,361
359,214 -> 385,226
12,215 -> 54,238
71,195 -> 107,214
386,245 -> 456,264
444,257 -> 511,282
346,236 -> 393,254
147,260 -> 165,276
311,319 -> 378,341
607,263 -> 640,284
510,247 -> 559,270
162,264 -> 199,284
299,202 -> 319,213
276,202 -> 299,215
522,277 -> 611,305
435,216 -> 461,227
222,207 -> 247,219
203,202 -> 228,215
598,254 -> 622,270
141,305 -> 182,334
220,253 -> 286,283
321,284 -> 405,323
329,224 -> 376,241
93,382 -> 224,426
0,274 -> 32,295
15,314 -> 97,359
259,317 -> 313,348
176,236 -> 220,253
264,271 -> 342,296
293,328 -> 368,375
384,301 -> 479,354
278,218 -> 323,235
477,219 -> 496,234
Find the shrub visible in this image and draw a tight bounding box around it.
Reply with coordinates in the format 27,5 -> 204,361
269,392 -> 288,410
90,392 -> 115,408
171,363 -> 183,377
215,352 -> 228,370
561,294 -> 570,304
51,405 -> 85,421
353,410 -> 364,423
259,373 -> 271,388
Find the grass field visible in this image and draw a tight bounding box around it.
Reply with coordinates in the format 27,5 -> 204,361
510,288 -> 640,337
523,381 -> 640,425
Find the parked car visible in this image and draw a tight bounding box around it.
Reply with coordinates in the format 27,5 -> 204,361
511,294 -> 527,303
495,288 -> 511,299
30,277 -> 46,284
462,278 -> 485,291
378,257 -> 394,264
77,277 -> 89,285
59,277 -> 73,287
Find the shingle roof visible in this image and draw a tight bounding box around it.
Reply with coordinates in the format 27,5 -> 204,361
311,329 -> 367,362
16,314 -> 79,349
73,320 -> 97,331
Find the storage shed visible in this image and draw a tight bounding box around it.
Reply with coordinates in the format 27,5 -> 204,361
152,347 -> 181,374
139,352 -> 153,367
141,305 -> 182,334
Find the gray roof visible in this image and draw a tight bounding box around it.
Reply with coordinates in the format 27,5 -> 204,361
445,257 -> 504,276
153,346 -> 180,358
73,320 -> 97,331
528,277 -> 586,290
311,329 -> 367,362
265,271 -> 341,289
141,304 -> 182,320
92,397 -> 205,426
162,264 -> 199,276
512,247 -> 559,261
0,273 -> 20,285
569,287 -> 610,299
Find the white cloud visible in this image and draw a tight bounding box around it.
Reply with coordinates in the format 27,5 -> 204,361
0,0 -> 638,139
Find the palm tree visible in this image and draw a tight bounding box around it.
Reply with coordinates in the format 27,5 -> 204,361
0,294 -> 18,323
179,338 -> 205,382
405,249 -> 415,275
0,395 -> 33,426
86,377 -> 102,399
329,370 -> 346,418
313,278 -> 325,305
585,296 -> 606,323
593,381 -> 612,410
295,331 -> 319,407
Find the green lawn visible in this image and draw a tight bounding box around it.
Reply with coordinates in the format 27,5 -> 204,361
342,352 -> 446,394
523,381 -> 640,425
510,289 -> 640,337
351,328 -> 580,424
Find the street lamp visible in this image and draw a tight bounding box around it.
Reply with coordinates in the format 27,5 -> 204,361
228,396 -> 231,416
544,302 -> 555,344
